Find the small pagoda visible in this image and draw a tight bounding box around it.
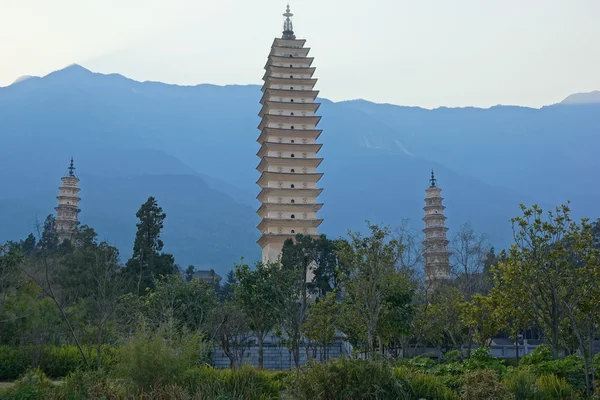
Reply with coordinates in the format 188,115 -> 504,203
256,5 -> 324,262
55,158 -> 81,241
422,170 -> 451,288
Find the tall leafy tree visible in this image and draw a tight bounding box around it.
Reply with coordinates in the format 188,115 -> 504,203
338,223 -> 402,357
125,197 -> 177,295
303,290 -> 340,361
233,261 -> 278,369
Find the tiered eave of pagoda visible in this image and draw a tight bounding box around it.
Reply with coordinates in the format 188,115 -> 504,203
255,6 -> 325,262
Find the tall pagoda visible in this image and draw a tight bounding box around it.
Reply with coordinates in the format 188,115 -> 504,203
422,170 -> 450,287
256,5 -> 324,262
55,158 -> 81,241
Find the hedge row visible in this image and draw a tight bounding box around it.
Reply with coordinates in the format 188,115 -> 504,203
0,345 -> 117,380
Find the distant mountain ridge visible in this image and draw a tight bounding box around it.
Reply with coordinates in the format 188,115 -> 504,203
560,90 -> 600,105
0,64 -> 598,275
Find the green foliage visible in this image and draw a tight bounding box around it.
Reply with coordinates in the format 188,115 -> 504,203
297,358 -> 409,399
0,345 -> 111,380
180,366 -> 281,399
503,366 -> 537,400
1,368 -> 57,400
460,369 -> 512,400
303,290 -> 340,358
535,374 -> 576,399
520,344 -> 554,365
395,367 -> 458,400
59,369 -> 122,399
233,261 -> 278,368
124,196 -> 178,295
113,322 -> 208,390
443,350 -> 462,363
461,347 -> 506,375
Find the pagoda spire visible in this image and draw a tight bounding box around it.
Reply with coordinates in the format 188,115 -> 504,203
256,8 -> 324,262
282,4 -> 296,40
55,157 -> 81,242
422,171 -> 450,291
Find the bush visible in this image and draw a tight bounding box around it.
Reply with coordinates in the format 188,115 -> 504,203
0,346 -> 28,380
503,366 -> 537,400
113,324 -> 208,391
395,367 -> 458,400
298,358 -> 409,399
180,366 -> 280,399
1,368 -> 57,400
535,374 -> 576,399
460,369 -> 512,400
521,344 -> 553,365
462,347 -> 506,376
526,355 -> 585,393
58,369 -> 123,399
0,345 -> 118,380
443,350 -> 462,363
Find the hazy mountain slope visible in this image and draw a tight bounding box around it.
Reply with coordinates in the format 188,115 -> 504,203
0,64 -> 598,273
0,173 -> 258,271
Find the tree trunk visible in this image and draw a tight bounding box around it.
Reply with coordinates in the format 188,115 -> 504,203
367,331 -> 373,359
96,319 -> 104,369
378,334 -> 384,357
258,331 -> 264,369
515,333 -> 519,366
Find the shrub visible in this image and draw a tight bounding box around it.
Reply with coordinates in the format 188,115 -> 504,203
408,355 -> 438,370
525,354 -> 585,393
113,324 -> 208,390
1,368 -> 57,400
39,345 -> 87,378
503,366 -> 537,400
298,358 -> 409,399
535,374 -> 576,399
180,366 -> 280,399
0,346 -> 28,380
521,344 -> 553,365
395,367 -> 458,400
443,350 -> 462,363
460,369 -> 512,400
462,347 -> 506,376
0,345 -> 116,380
58,369 -> 123,399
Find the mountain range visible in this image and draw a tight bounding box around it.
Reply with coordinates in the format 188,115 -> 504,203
0,65 -> 598,275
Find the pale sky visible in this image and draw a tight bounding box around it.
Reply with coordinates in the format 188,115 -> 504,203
0,0 -> 598,108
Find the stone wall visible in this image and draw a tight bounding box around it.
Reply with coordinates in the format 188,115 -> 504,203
212,340 -> 351,370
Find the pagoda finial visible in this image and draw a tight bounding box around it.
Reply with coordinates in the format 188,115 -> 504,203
282,3 -> 296,40
68,157 -> 76,177
430,169 -> 437,187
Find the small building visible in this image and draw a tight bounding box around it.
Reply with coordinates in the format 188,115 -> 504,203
192,269 -> 222,284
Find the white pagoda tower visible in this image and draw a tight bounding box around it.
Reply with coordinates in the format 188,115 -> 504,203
256,5 -> 324,262
55,158 -> 81,241
422,170 -> 450,287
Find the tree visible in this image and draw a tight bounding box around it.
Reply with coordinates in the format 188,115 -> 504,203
18,215 -> 89,366
233,261 -> 278,369
451,222 -> 491,299
219,270 -> 237,301
310,236 -> 344,297
124,197 -> 178,295
208,301 -> 251,368
303,290 -> 339,361
461,294 -> 501,347
339,223 -> 402,357
498,203 -> 585,359
185,265 -> 195,282
0,243 -> 23,337
493,202 -> 600,396
275,234 -> 320,368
